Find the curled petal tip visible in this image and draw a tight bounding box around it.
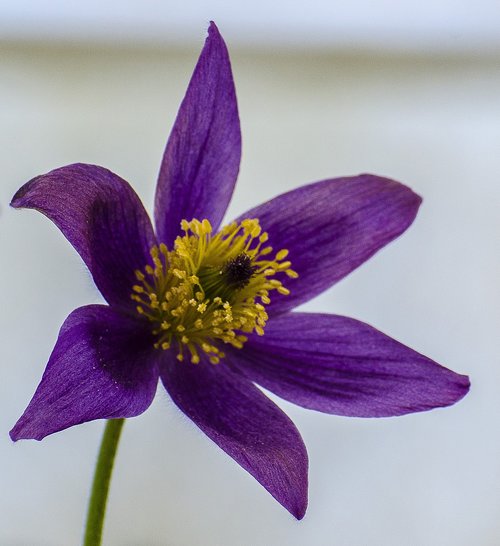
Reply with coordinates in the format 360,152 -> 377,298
454,373 -> 471,402
360,172 -> 422,206
208,21 -> 223,37
292,501 -> 308,520
206,22 -> 223,46
10,178 -> 35,208
10,424 -> 43,442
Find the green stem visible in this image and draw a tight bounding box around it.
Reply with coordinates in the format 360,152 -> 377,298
83,418 -> 125,546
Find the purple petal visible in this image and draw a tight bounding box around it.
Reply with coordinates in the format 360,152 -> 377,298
237,174 -> 421,315
160,353 -> 308,519
11,163 -> 156,309
227,313 -> 469,417
154,21 -> 241,246
10,305 -> 159,441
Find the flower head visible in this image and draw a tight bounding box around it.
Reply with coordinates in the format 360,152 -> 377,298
10,22 -> 469,519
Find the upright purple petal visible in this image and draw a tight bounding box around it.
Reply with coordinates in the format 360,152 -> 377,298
160,353 -> 308,519
154,22 -> 241,246
11,163 -> 156,309
237,174 -> 421,315
10,305 -> 159,441
228,313 -> 469,417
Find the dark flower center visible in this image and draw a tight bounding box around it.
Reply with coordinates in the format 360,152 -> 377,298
221,253 -> 258,289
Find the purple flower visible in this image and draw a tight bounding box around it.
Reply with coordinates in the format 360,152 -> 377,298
10,22 -> 469,520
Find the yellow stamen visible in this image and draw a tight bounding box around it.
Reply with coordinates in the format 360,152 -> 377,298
130,218 -> 296,364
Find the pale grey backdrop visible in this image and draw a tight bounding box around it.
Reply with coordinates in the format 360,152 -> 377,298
1,10 -> 499,546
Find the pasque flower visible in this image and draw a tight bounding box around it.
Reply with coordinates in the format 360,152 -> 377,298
10,22 -> 469,519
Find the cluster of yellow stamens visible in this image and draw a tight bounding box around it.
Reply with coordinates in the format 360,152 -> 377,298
131,218 -> 297,364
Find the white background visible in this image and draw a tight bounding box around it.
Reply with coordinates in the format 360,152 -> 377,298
1,2 -> 499,545
2,0 -> 500,53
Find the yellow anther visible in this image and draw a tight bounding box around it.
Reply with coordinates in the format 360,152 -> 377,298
277,286 -> 290,295
277,261 -> 292,270
176,246 -> 190,258
285,269 -> 299,278
275,249 -> 289,261
251,224 -> 261,238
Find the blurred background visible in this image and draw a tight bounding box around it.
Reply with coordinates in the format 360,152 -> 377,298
1,1 -> 499,545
